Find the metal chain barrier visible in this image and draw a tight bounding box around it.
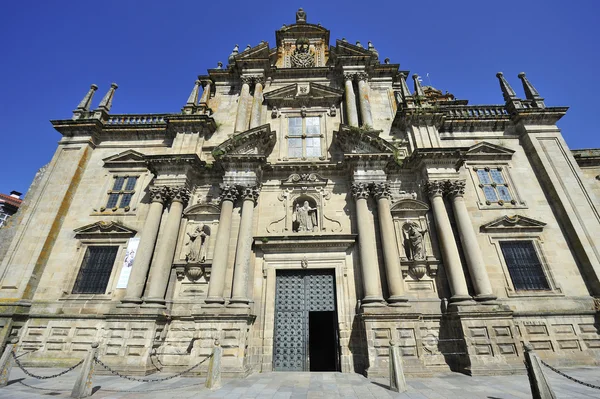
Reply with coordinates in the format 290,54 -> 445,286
540,359 -> 600,390
93,353 -> 212,383
11,351 -> 83,380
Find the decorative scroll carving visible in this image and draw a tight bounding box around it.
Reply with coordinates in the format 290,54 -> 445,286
170,187 -> 190,205
150,186 -> 171,204
424,180 -> 445,198
290,38 -> 315,68
219,184 -> 239,203
372,182 -> 392,200
351,182 -> 371,200
446,180 -> 466,198
282,173 -> 328,186
239,185 -> 261,203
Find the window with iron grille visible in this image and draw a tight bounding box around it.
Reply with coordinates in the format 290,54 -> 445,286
106,176 -> 138,210
474,167 -> 513,205
500,241 -> 550,291
72,246 -> 119,294
287,116 -> 321,159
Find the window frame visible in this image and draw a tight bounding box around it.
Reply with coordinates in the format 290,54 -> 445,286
466,162 -> 527,210
92,169 -> 149,216
72,245 -> 120,294
278,111 -> 327,161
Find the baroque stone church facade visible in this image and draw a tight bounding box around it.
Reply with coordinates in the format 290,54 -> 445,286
1,9 -> 600,377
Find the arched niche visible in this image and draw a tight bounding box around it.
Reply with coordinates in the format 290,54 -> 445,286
176,203 -> 221,264
291,194 -> 319,233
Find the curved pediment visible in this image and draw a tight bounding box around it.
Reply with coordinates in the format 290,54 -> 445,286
212,124 -> 276,160
391,199 -> 430,215
183,203 -> 221,216
335,124 -> 395,155
264,83 -> 343,108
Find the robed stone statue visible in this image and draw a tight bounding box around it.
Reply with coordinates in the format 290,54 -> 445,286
185,224 -> 210,263
403,222 -> 427,261
293,201 -> 318,232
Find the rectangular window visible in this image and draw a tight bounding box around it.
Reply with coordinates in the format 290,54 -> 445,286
475,167 -> 512,204
500,241 -> 550,291
287,116 -> 321,159
72,246 -> 119,294
106,176 -> 138,210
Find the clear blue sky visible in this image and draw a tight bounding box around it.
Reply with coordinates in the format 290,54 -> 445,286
1,0 -> 599,195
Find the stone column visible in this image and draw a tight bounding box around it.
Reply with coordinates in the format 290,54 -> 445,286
249,77 -> 264,129
425,181 -> 471,303
447,180 -> 496,301
199,80 -> 212,106
234,76 -> 252,133
356,72 -> 373,128
205,185 -> 238,304
143,186 -> 190,307
373,183 -> 407,304
351,182 -> 384,305
230,185 -> 260,307
120,186 -> 170,306
344,73 -> 359,127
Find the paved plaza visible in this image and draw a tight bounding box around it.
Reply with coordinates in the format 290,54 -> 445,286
1,366 -> 600,398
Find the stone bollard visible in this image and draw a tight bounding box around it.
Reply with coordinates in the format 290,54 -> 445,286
205,339 -> 222,390
70,342 -> 99,399
0,338 -> 18,387
523,343 -> 556,399
389,340 -> 407,393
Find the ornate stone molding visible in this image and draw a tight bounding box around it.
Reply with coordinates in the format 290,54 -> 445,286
446,180 -> 466,198
170,187 -> 191,205
424,181 -> 445,198
219,184 -> 239,203
372,182 -> 392,200
355,72 -> 369,82
150,186 -> 171,204
253,76 -> 265,86
240,76 -> 254,85
351,182 -> 371,200
343,72 -> 355,81
238,185 -> 261,203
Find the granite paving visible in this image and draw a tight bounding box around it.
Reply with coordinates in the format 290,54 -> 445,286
1,366 -> 600,398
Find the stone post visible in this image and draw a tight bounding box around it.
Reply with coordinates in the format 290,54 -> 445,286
144,187 -> 190,307
372,183 -> 407,304
447,180 -> 496,301
70,342 -> 98,399
356,72 -> 373,128
205,340 -> 222,390
0,338 -> 18,386
230,185 -> 260,306
199,80 -> 212,106
249,77 -> 264,129
120,186 -> 170,306
206,185 -> 238,304
389,340 -> 407,393
425,181 -> 471,303
352,182 -> 384,305
235,76 -> 252,133
523,343 -> 557,399
344,73 -> 359,127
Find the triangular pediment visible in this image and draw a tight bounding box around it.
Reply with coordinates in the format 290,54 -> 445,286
212,124 -> 276,160
103,150 -> 146,168
235,42 -> 270,60
335,124 -> 395,155
74,221 -> 137,238
481,215 -> 546,232
334,40 -> 373,57
264,82 -> 343,108
466,142 -> 515,161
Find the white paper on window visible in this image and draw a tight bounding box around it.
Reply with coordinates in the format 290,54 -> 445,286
116,237 -> 140,288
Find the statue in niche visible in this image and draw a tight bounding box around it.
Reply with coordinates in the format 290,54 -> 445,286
290,37 -> 315,68
293,201 -> 318,232
185,224 -> 210,263
403,222 -> 427,261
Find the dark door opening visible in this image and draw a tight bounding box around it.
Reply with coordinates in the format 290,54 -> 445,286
308,311 -> 338,371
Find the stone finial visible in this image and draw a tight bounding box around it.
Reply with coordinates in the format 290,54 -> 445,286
228,44 -> 239,64
368,41 -> 379,59
412,74 -> 425,97
245,44 -> 251,51
216,61 -> 223,69
518,72 -> 546,108
496,72 -> 518,102
296,8 -> 307,23
355,41 -> 363,48
398,73 -> 414,105
96,83 -> 118,113
341,37 -> 348,42
384,58 -> 390,64
186,80 -> 201,107
75,84 -> 98,111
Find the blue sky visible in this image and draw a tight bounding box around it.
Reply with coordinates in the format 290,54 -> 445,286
1,0 -> 599,195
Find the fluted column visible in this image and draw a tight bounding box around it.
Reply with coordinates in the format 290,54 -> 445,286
230,185 -> 260,307
373,183 -> 407,304
352,182 -> 384,305
249,77 -> 264,129
447,180 -> 496,301
205,185 -> 238,305
119,186 -> 170,306
235,76 -> 252,132
143,187 -> 190,307
344,73 -> 359,127
356,72 -> 373,128
425,181 -> 471,303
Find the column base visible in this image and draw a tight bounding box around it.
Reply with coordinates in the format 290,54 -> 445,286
141,298 -> 166,308
204,297 -> 226,305
228,298 -> 250,308
387,296 -> 410,307
117,298 -> 143,308
474,294 -> 498,302
362,296 -> 386,307
448,295 -> 476,305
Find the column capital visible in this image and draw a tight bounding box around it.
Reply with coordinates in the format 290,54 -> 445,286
149,186 -> 170,204
446,180 -> 466,198
343,72 -> 356,82
219,184 -> 239,203
238,184 -> 261,203
356,72 -> 369,82
424,180 -> 445,198
240,75 -> 253,85
351,182 -> 371,200
372,182 -> 392,200
253,76 -> 265,86
170,186 -> 190,205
